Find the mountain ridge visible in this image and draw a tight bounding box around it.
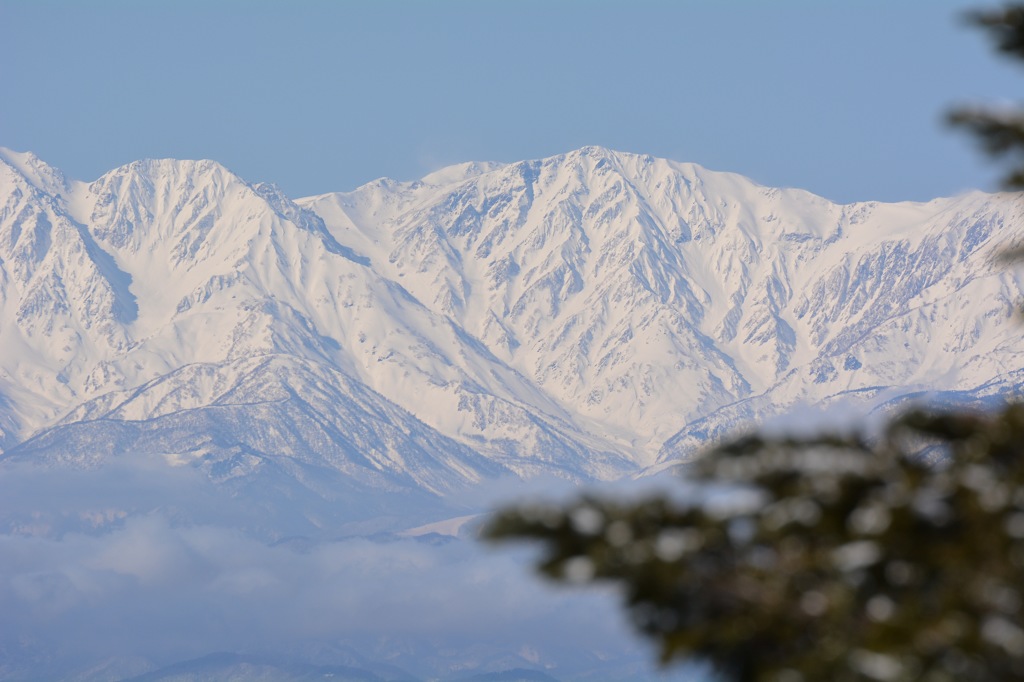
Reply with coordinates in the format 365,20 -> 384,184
1,145 -> 1022,535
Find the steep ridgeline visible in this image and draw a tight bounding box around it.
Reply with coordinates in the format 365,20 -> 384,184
0,148 -> 633,535
302,147 -> 1024,464
1,146 -> 1022,532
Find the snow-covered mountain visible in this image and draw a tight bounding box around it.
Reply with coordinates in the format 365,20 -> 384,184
1,145 -> 1022,533
303,147 -> 1024,459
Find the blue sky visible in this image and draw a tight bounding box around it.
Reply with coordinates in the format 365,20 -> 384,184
1,0 -> 1019,203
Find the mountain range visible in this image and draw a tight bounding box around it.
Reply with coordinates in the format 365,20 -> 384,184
1,145 -> 1023,536
3,145 -> 1024,681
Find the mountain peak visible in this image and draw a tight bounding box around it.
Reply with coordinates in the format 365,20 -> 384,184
420,160 -> 507,186
570,144 -> 643,160
0,146 -> 35,166
92,156 -> 239,190
512,146 -> 756,199
0,147 -> 70,197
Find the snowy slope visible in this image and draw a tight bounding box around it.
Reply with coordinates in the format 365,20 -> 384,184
1,146 -> 1023,529
302,146 -> 1024,461
0,148 -> 633,525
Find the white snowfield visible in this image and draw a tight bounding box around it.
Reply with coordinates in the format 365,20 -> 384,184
1,145 -> 1022,526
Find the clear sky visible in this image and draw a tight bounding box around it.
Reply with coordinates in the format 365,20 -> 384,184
1,0 -> 1019,203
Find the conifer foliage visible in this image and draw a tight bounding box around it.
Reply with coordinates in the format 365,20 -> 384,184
484,408 -> 1024,681
950,4 -> 1024,187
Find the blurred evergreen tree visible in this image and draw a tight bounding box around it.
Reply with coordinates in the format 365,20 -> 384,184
485,5 -> 1024,681
486,409 -> 1024,681
950,4 -> 1024,187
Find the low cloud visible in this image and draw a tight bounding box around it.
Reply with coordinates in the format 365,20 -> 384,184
0,458 -> 687,680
